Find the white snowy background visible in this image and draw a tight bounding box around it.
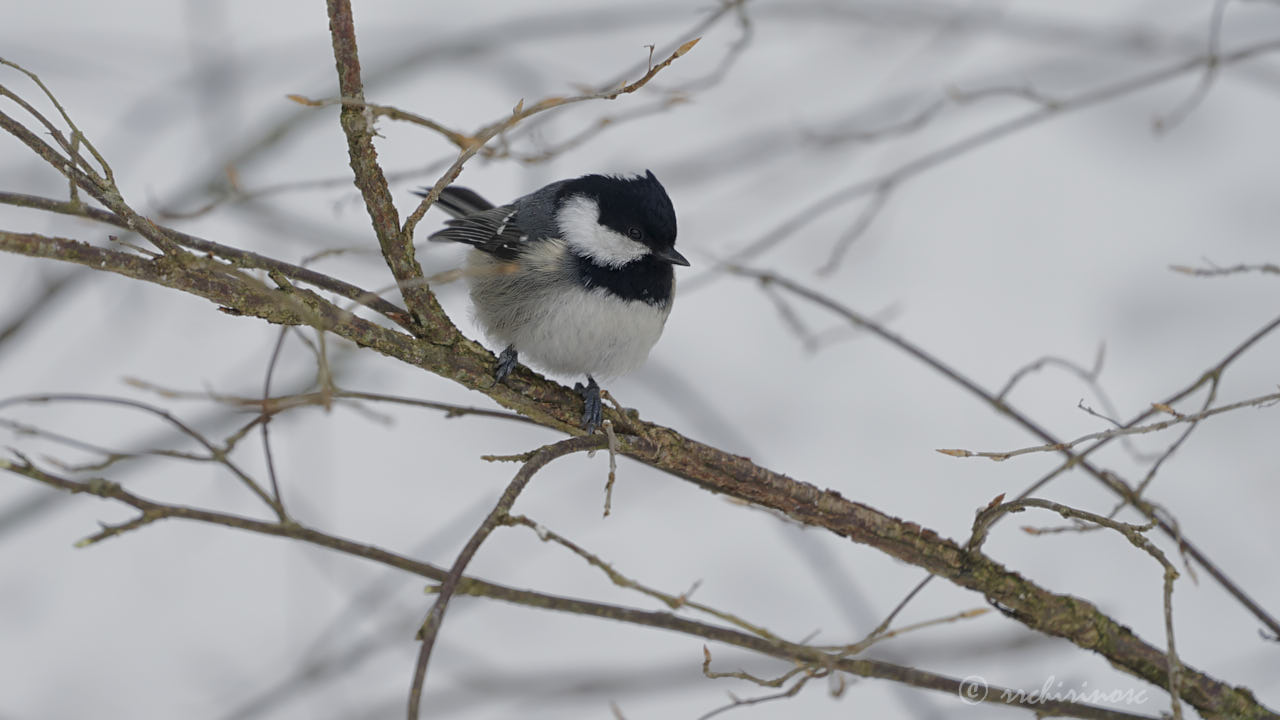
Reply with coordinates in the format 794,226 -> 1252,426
1,1 -> 1278,718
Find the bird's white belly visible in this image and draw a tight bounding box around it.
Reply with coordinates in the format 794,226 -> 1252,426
477,284 -> 671,379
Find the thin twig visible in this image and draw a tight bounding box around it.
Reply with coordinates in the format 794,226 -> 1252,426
286,94 -> 474,149
407,435 -> 606,720
602,419 -> 619,516
0,202 -> 1269,720
1153,0 -> 1231,133
505,514 -> 784,642
816,184 -> 891,276
699,649 -> 823,720
819,607 -> 990,655
997,347 -> 1157,462
969,498 -> 1184,720
688,35 -> 1280,289
937,390 -> 1280,460
2,219 -> 1265,716
123,378 -> 539,426
1170,261 -> 1280,276
400,36 -> 702,243
1122,377 -> 1222,512
0,191 -> 410,326
0,271 -> 81,353
1,453 -> 1164,720
260,328 -> 290,509
0,393 -> 284,519
730,266 -> 1280,641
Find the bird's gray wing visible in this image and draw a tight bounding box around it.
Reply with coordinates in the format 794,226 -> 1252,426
427,203 -> 528,261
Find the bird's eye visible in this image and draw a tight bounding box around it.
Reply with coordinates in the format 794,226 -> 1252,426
627,226 -> 643,240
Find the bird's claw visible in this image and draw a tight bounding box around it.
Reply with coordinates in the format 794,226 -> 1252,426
575,376 -> 603,433
494,345 -> 519,383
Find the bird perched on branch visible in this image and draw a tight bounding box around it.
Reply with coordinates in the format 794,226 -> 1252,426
417,170 -> 689,432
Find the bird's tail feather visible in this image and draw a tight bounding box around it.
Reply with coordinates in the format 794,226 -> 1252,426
413,186 -> 494,218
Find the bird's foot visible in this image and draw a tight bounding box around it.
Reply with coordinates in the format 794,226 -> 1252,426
494,345 -> 519,383
575,376 -> 603,433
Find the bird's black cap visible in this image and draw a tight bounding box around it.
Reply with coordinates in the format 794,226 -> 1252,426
558,170 -> 683,263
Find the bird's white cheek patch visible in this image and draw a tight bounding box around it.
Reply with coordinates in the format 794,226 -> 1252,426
557,195 -> 649,268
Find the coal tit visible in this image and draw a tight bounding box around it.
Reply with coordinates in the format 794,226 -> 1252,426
417,171 -> 689,432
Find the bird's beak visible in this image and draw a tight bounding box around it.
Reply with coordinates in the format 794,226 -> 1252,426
652,246 -> 690,266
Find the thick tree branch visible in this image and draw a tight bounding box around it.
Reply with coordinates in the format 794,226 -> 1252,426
0,457 -> 1161,720
734,265 -> 1280,641
0,98 -> 180,256
325,0 -> 453,339
0,191 -> 409,325
1,229 -> 1273,719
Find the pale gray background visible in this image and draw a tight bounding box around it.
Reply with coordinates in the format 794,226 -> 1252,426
1,1 -> 1278,718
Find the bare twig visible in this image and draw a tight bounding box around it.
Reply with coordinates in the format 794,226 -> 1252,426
135,382 -> 540,426
2,224 -> 1272,718
503,0 -> 748,150
1170,261 -> 1280,277
938,390 -> 1280,460
0,270 -> 80,353
1153,0 -> 1231,133
602,419 -> 619,516
259,328 -> 290,510
730,266 -> 1280,642
699,648 -> 824,720
997,346 -> 1157,462
820,607 -> 990,655
152,2 -> 750,218
0,417 -> 214,474
0,393 -> 284,519
949,84 -> 1063,109
408,435 -> 607,720
1,455 -> 1163,720
997,345 -> 1105,402
2,218 -> 1268,716
399,36 -> 702,244
285,94 -> 474,149
0,191 -> 410,326
0,71 -> 182,256
505,513 -> 784,642
5,13 -> 1275,718
689,35 -> 1280,287
325,0 -> 448,338
816,184 -> 891,275
0,58 -> 114,183
969,498 -> 1184,720
1120,378 -> 1222,516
